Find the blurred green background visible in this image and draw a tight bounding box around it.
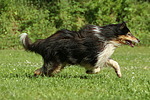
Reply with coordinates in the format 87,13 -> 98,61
0,0 -> 149,49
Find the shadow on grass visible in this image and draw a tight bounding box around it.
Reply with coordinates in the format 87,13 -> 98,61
2,73 -> 35,79
4,73 -> 104,79
55,74 -> 90,79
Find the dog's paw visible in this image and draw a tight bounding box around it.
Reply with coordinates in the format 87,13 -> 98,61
117,73 -> 122,78
86,68 -> 100,74
34,68 -> 42,76
86,70 -> 93,74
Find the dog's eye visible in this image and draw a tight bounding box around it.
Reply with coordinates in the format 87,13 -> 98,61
127,33 -> 132,36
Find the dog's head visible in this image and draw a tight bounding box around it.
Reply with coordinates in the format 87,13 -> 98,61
110,22 -> 140,47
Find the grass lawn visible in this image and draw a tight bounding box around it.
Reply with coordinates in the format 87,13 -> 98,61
0,46 -> 149,100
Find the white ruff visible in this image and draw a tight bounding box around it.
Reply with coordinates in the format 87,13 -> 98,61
95,43 -> 116,68
92,26 -> 102,33
20,33 -> 27,45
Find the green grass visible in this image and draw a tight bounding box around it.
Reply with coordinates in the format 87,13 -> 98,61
0,46 -> 150,100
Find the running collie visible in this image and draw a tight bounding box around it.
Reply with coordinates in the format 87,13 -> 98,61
20,22 -> 140,77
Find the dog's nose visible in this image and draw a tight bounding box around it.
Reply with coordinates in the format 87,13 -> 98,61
137,38 -> 140,43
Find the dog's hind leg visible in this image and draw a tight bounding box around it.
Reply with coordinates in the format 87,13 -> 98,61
47,63 -> 65,76
106,59 -> 122,78
34,61 -> 49,76
34,61 -> 65,77
34,68 -> 42,76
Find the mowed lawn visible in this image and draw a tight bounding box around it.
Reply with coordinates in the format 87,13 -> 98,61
0,46 -> 149,100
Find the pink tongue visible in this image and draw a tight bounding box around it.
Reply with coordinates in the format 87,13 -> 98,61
130,43 -> 134,47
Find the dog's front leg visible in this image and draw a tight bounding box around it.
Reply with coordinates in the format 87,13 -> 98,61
106,59 -> 122,78
86,67 -> 101,74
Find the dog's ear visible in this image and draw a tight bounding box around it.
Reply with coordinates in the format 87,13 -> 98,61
120,22 -> 126,30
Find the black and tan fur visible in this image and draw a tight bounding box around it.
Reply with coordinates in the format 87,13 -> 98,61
20,22 -> 140,77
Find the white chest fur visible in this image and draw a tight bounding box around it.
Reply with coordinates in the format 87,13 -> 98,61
95,43 -> 116,68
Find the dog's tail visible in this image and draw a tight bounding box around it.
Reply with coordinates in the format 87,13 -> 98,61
20,33 -> 42,53
20,33 -> 31,50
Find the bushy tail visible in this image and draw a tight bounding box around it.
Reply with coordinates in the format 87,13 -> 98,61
20,33 -> 35,52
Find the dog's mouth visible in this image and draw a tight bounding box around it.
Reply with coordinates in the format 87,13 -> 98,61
118,35 -> 140,47
124,39 -> 140,47
125,40 -> 135,47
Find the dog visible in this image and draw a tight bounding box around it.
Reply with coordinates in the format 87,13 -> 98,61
20,22 -> 140,78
